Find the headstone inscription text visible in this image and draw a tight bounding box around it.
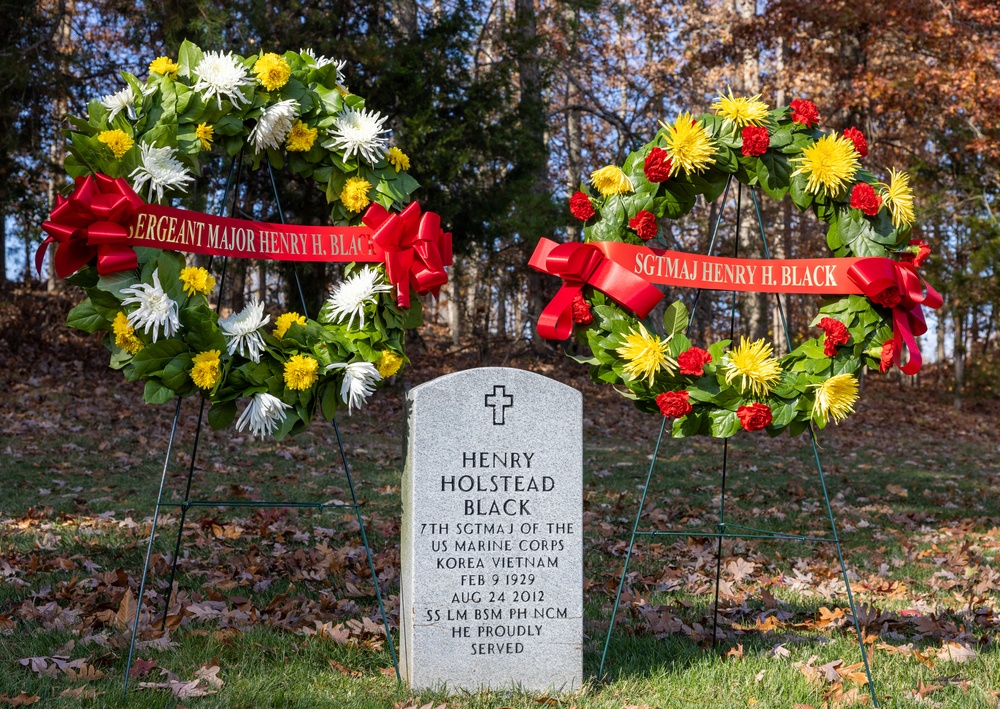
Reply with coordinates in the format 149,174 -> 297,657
400,367 -> 583,692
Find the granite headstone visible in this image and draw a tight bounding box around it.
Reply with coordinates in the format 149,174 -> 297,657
400,367 -> 583,692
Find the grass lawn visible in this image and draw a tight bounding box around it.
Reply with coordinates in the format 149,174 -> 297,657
1,297 -> 999,707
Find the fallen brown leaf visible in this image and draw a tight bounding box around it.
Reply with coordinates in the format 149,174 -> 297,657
0,694 -> 40,707
329,659 -> 363,677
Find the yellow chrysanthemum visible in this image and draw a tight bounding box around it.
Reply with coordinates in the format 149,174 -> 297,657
387,147 -> 410,172
253,52 -> 291,92
285,121 -> 318,152
616,324 -> 677,386
179,266 -> 216,296
722,337 -> 782,398
590,165 -> 633,196
149,56 -> 179,77
195,123 -> 214,151
190,350 -> 222,390
377,350 -> 404,378
98,130 -> 134,160
274,311 -> 306,339
790,133 -> 860,196
112,311 -> 143,354
341,176 -> 372,213
711,87 -> 769,129
660,112 -> 716,176
812,373 -> 859,426
880,168 -> 915,229
283,353 -> 319,390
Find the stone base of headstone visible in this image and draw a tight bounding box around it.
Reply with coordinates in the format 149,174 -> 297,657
400,367 -> 583,692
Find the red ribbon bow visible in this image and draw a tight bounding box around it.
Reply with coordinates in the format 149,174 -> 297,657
362,202 -> 453,308
528,238 -> 664,340
847,258 -> 943,375
37,174 -> 143,278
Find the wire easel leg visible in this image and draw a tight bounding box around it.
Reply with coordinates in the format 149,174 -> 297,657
157,155 -> 243,630
159,397 -> 208,629
710,184 -> 744,648
123,397 -> 183,696
749,188 -> 878,706
334,419 -> 401,681
268,162 -> 400,681
598,417 -> 668,680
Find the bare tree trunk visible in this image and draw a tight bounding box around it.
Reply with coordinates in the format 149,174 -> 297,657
388,0 -> 417,38
45,0 -> 74,292
0,215 -> 6,285
257,262 -> 266,302
953,309 -> 965,409
231,260 -> 247,314
497,284 -> 508,338
515,0 -> 551,354
446,257 -> 462,345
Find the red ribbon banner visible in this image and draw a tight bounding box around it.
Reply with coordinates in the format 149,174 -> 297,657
527,238 -> 664,340
38,174 -> 452,308
529,237 -> 942,373
847,258 -> 943,375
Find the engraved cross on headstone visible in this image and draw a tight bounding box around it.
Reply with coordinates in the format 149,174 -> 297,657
484,385 -> 514,425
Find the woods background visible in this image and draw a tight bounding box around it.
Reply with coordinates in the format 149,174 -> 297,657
2,0 -> 998,402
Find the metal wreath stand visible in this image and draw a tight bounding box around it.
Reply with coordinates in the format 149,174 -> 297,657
122,152 -> 400,695
598,177 -> 879,707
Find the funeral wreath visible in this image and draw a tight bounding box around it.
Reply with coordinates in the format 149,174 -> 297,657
532,90 -> 940,438
40,42 -> 451,439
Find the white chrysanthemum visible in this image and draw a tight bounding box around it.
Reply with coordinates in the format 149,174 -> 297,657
218,299 -> 270,363
99,84 -> 155,122
120,268 -> 181,343
326,361 -> 381,414
323,266 -> 392,330
323,107 -> 390,164
129,143 -> 195,203
192,51 -> 254,109
250,99 -> 298,152
235,392 -> 291,438
100,87 -> 135,122
299,48 -> 347,84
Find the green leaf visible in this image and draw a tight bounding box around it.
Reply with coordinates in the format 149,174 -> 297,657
708,409 -> 741,438
320,383 -> 339,420
96,271 -> 137,299
87,288 -> 123,321
66,299 -> 111,333
789,173 -> 813,211
662,301 -> 689,337
143,380 -> 176,405
130,339 -> 189,378
757,152 -> 790,202
208,400 -> 237,430
177,40 -> 204,79
66,267 -> 99,289
161,352 -> 194,391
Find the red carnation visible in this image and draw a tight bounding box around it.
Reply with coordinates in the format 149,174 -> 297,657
629,210 -> 658,241
569,191 -> 595,221
879,339 -> 894,373
644,147 -> 672,183
677,347 -> 712,377
843,126 -> 868,158
850,182 -> 882,217
789,99 -> 819,127
571,293 -> 593,325
741,126 -> 770,157
817,317 -> 849,357
903,239 -> 932,269
871,286 -> 901,309
656,390 -> 692,419
737,403 -> 772,432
